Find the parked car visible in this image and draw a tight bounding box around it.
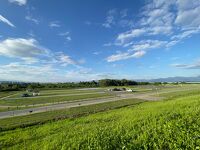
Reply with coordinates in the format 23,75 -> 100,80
21,93 -> 30,97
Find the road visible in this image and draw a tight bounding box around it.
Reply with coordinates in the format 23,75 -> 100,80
0,92 -> 161,119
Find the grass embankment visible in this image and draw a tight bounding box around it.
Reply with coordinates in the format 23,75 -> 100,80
0,91 -> 200,149
0,93 -> 112,106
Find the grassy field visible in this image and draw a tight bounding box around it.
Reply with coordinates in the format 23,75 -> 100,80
0,89 -> 200,149
0,91 -> 18,99
7,89 -> 105,98
0,93 -> 113,106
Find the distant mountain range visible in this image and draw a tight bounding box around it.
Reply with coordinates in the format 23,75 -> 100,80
1,76 -> 200,83
146,76 -> 200,82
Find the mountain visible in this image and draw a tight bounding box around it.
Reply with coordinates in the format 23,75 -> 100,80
147,76 -> 200,82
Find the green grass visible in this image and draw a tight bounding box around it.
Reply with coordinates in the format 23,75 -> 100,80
0,98 -> 144,131
158,89 -> 200,98
8,89 -> 104,98
0,93 -> 112,106
0,91 -> 200,149
0,91 -> 18,99
0,107 -> 22,112
0,106 -> 39,113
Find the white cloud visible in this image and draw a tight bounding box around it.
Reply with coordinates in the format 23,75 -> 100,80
0,63 -> 64,82
85,21 -> 92,25
104,0 -> 200,63
166,40 -> 179,47
148,26 -> 173,35
172,61 -> 200,69
171,28 -> 200,40
0,15 -> 15,27
28,30 -> 35,37
118,19 -> 134,28
49,21 -> 61,28
106,50 -> 146,62
58,32 -> 71,41
0,38 -> 78,66
102,9 -> 117,28
175,7 -> 200,29
175,0 -> 200,29
8,0 -> 27,6
132,40 -> 167,51
132,50 -> 146,58
0,37 -> 87,82
120,9 -> 128,18
65,69 -> 117,82
171,57 -> 180,60
0,62 -> 118,82
106,39 -> 167,63
140,1 -> 175,35
25,16 -> 39,24
58,32 -> 69,36
0,38 -> 47,63
117,28 -> 146,44
93,51 -> 101,55
57,53 -> 77,66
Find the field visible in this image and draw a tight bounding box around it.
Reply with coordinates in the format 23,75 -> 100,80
0,88 -> 114,109
0,85 -> 200,149
0,93 -> 112,106
0,91 -> 18,99
0,85 -> 166,112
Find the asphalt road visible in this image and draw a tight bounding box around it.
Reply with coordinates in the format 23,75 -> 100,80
0,93 -> 161,119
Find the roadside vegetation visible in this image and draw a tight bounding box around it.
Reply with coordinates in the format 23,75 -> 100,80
0,89 -> 200,149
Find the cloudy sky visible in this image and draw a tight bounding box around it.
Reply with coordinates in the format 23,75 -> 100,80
0,0 -> 200,82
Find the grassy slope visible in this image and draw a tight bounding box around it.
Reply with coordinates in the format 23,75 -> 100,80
0,92 -> 200,149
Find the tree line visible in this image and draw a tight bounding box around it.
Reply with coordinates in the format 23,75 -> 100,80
0,79 -> 163,92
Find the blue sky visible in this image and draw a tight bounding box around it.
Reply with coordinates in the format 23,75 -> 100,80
0,0 -> 200,82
